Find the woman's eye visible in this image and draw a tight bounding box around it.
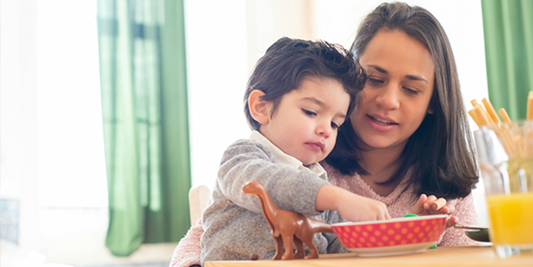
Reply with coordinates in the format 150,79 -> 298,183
368,78 -> 384,85
403,87 -> 420,95
303,109 -> 316,116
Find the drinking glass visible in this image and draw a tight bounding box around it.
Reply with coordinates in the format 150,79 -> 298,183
474,120 -> 533,258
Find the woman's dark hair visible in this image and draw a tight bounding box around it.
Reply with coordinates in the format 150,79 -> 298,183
325,2 -> 478,199
244,37 -> 366,130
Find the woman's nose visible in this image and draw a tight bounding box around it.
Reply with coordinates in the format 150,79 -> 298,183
375,84 -> 400,110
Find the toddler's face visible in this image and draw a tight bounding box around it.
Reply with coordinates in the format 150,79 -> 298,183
260,76 -> 350,166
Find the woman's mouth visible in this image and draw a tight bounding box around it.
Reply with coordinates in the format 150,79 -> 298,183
366,114 -> 399,131
368,115 -> 397,125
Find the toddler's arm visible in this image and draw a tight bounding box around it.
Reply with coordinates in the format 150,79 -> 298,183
217,140 -> 328,216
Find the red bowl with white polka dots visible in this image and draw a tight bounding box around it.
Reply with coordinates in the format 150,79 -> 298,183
331,214 -> 447,257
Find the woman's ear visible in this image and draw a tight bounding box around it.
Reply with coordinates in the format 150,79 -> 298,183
248,90 -> 271,125
427,105 -> 434,114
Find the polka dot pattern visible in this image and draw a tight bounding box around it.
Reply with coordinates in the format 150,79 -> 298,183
332,217 -> 446,249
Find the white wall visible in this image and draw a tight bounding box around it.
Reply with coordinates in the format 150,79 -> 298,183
0,0 -> 175,265
0,0 -> 41,251
35,0 -> 108,208
184,0 -> 251,189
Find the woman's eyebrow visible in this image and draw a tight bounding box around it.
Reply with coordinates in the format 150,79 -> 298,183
367,65 -> 387,74
405,75 -> 428,83
368,64 -> 428,83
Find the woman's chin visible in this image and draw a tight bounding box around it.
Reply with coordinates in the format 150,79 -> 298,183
358,137 -> 403,151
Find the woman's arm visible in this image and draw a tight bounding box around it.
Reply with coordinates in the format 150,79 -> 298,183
169,218 -> 204,267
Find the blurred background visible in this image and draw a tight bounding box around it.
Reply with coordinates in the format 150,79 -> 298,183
2,0 -> 523,266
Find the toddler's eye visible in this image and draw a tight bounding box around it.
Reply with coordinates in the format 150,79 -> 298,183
303,109 -> 316,116
331,122 -> 339,129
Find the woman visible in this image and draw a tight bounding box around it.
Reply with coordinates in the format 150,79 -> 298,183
171,2 -> 478,266
324,1 -> 478,246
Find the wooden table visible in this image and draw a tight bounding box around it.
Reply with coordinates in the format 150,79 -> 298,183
205,246 -> 533,267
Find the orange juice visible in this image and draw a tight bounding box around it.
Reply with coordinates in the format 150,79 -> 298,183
486,193 -> 533,245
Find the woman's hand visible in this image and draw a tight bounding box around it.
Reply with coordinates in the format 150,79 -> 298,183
409,194 -> 458,228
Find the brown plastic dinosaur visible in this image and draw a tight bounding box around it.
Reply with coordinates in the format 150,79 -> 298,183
242,181 -> 333,260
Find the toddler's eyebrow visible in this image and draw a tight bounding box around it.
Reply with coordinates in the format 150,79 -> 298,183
302,97 -> 324,106
301,97 -> 346,119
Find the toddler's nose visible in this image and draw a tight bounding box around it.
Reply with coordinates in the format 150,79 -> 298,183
316,122 -> 331,138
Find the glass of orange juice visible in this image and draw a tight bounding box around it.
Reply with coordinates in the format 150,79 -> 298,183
475,120 -> 533,258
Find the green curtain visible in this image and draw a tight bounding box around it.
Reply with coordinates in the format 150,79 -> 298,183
482,0 -> 533,120
97,0 -> 191,256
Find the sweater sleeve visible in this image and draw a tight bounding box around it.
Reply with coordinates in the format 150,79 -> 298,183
169,218 -> 204,267
216,139 -> 329,216
322,210 -> 350,254
437,192 -> 478,246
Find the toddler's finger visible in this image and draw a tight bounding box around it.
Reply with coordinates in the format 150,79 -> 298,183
385,210 -> 391,220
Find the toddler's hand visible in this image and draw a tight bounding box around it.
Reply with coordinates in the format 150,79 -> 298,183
316,184 -> 390,222
409,194 -> 458,228
337,193 -> 391,222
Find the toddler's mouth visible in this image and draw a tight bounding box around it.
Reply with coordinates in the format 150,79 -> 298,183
306,142 -> 324,151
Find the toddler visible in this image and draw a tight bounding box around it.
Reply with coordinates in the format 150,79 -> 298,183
200,37 -> 390,265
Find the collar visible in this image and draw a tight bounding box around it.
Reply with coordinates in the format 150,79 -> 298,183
249,131 -> 327,180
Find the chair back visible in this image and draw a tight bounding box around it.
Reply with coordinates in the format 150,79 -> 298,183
188,185 -> 210,226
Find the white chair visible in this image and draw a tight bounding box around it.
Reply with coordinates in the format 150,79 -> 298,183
188,185 -> 211,226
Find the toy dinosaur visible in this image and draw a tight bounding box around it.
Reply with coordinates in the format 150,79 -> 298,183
242,181 -> 333,260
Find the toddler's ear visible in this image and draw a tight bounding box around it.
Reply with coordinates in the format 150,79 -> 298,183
248,90 -> 271,125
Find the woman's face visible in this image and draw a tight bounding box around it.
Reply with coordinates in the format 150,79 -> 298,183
351,29 -> 435,151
